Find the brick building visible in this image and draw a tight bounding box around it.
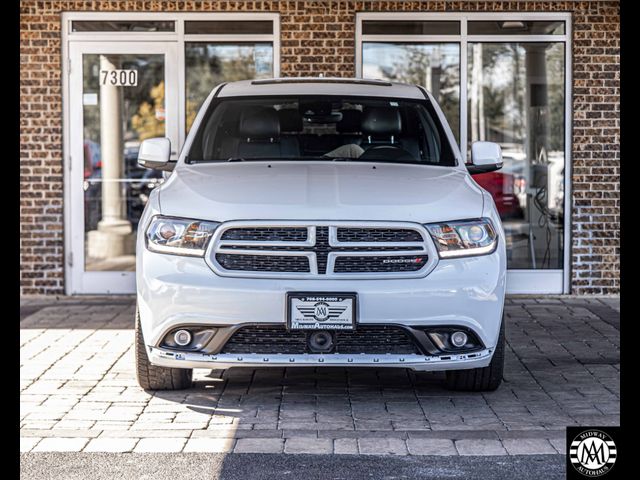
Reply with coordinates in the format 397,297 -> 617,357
19,1 -> 620,296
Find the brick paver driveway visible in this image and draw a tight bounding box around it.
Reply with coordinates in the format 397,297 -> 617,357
20,296 -> 619,456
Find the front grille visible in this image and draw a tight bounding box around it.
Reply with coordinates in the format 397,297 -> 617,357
221,325 -> 421,354
212,223 -> 432,278
216,254 -> 310,272
334,255 -> 429,273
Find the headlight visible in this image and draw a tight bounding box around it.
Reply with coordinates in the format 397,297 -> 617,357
146,216 -> 220,257
425,218 -> 498,258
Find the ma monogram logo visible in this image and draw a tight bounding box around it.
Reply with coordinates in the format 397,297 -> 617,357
569,429 -> 617,477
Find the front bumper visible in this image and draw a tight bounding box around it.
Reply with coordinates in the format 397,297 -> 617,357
137,239 -> 506,370
148,346 -> 494,371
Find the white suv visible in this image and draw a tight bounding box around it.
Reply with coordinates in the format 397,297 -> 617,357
135,78 -> 507,392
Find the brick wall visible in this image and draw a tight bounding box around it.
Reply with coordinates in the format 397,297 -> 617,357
19,1 -> 620,295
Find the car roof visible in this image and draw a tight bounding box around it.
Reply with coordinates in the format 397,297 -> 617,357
216,77 -> 426,100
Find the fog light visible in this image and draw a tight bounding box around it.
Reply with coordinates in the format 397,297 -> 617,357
174,329 -> 192,347
451,331 -> 468,348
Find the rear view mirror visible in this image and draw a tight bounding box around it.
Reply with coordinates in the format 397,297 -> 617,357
138,138 -> 175,171
467,141 -> 503,175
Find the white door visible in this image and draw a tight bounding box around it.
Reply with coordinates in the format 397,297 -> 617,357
66,42 -> 179,294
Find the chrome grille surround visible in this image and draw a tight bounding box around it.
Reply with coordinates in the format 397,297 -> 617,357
206,220 -> 439,279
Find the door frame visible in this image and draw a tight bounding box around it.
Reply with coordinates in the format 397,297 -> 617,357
65,41 -> 179,294
62,11 -> 281,294
355,11 -> 573,294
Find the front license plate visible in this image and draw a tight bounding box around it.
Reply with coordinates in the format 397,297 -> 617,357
287,293 -> 357,330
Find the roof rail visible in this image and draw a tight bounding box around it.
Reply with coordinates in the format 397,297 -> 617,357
250,78 -> 393,87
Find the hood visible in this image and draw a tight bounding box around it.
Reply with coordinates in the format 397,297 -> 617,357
159,161 -> 484,223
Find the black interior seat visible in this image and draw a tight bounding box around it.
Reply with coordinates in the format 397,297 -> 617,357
361,107 -> 402,148
277,108 -> 303,158
232,107 -> 300,159
360,107 -> 421,161
360,107 -> 420,161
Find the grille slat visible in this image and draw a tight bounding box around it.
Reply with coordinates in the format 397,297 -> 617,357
222,227 -> 308,242
337,227 -> 424,243
334,255 -> 428,273
221,325 -> 420,354
216,254 -> 310,273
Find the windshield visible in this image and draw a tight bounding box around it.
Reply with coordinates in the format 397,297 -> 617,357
186,95 -> 457,166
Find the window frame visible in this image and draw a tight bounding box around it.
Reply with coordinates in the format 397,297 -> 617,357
356,12 -> 572,294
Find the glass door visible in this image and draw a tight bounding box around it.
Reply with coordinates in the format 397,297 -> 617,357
67,42 -> 178,293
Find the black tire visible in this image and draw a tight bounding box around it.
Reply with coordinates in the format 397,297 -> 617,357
135,307 -> 193,391
445,317 -> 505,392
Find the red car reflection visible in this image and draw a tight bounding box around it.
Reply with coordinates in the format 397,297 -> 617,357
474,171 -> 524,219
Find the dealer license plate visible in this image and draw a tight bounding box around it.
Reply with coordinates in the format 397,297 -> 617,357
287,293 -> 357,330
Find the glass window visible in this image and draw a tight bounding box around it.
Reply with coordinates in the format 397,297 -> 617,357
467,21 -> 565,35
185,43 -> 274,132
362,43 -> 461,143
187,96 -> 457,166
467,42 -> 565,269
81,53 -> 166,272
72,21 -> 175,32
185,20 -> 273,35
362,21 -> 460,35
358,16 -> 570,278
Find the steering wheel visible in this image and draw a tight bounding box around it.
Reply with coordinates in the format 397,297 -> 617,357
358,145 -> 415,162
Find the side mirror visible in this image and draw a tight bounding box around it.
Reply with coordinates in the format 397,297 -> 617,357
138,138 -> 176,171
467,141 -> 503,175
